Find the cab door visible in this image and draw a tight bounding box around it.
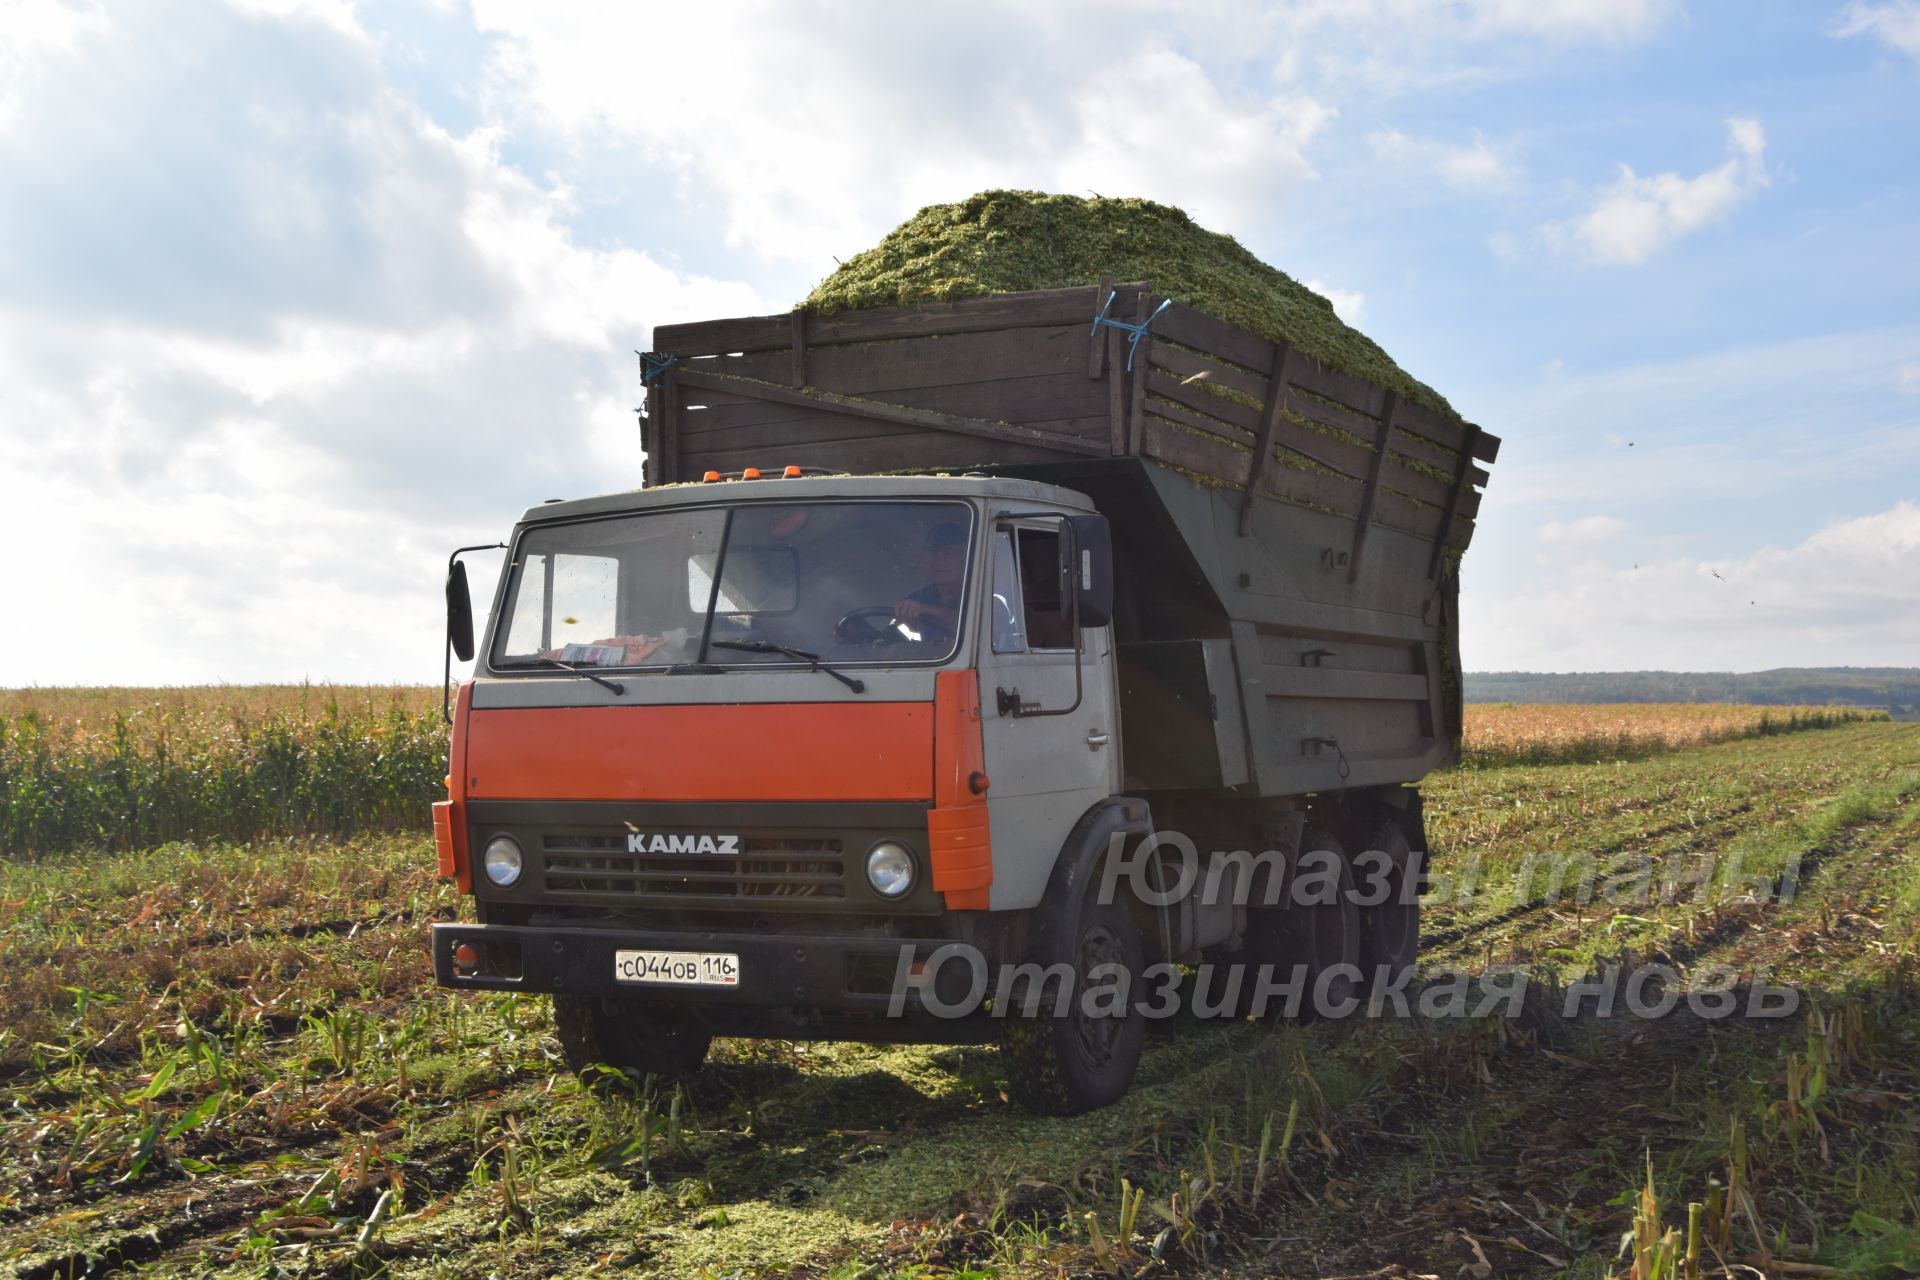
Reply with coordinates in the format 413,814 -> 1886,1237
976,518 -> 1119,911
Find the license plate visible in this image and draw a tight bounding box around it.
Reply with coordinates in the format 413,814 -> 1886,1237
613,949 -> 740,988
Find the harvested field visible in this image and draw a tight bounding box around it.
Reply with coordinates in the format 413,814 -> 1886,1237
2,694 -> 1916,1277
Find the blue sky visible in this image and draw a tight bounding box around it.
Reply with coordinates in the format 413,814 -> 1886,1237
1,0 -> 1916,683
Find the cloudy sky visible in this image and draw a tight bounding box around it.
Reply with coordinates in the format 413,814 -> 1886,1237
2,0 -> 1916,684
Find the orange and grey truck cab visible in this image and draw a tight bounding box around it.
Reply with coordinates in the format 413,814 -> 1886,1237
433,472 -> 1122,1042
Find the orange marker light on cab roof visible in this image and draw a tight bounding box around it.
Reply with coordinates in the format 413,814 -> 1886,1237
783,465 -> 803,478
702,470 -> 721,483
741,467 -> 762,479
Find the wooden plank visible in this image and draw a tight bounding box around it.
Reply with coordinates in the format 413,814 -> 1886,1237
1144,389 -> 1257,446
655,313 -> 791,356
1090,277 -> 1112,379
1146,340 -> 1270,403
641,359 -> 663,487
1262,458 -> 1365,522
657,285 -> 1128,357
695,323 -> 1087,399
1285,356 -> 1388,421
1126,292 -> 1152,457
1139,416 -> 1472,548
1283,356 -> 1499,465
677,369 -> 1106,435
1272,418 -> 1476,514
673,366 -> 1110,458
805,286 -> 1104,346
1347,392 -> 1396,582
1426,424 -> 1481,579
1239,341 -> 1295,535
687,348 -> 788,384
1287,383 -> 1388,441
1152,301 -> 1273,375
1394,395 -> 1500,463
1145,369 -> 1262,435
659,371 -> 679,482
680,408 -> 1110,456
1139,414 -> 1250,486
789,311 -> 807,388
683,432 -> 1067,477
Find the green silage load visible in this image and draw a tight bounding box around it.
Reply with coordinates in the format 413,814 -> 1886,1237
804,190 -> 1454,418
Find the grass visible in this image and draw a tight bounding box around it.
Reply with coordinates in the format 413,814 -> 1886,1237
2,699 -> 1918,1276
803,190 -> 1457,417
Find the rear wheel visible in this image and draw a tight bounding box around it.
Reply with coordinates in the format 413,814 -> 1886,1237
1237,828 -> 1361,1021
1347,810 -> 1422,989
552,995 -> 712,1083
999,896 -> 1146,1115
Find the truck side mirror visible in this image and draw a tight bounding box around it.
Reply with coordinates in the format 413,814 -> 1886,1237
446,561 -> 475,663
1066,513 -> 1113,628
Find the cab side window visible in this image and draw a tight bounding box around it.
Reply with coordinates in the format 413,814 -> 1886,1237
990,526 -> 1074,652
989,530 -> 1028,653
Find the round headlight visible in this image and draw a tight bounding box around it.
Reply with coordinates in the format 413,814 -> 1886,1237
865,841 -> 915,898
482,835 -> 524,887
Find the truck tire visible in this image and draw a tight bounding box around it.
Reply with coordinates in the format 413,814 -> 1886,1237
998,896 -> 1146,1115
552,995 -> 712,1083
1233,828 -> 1361,1022
1347,811 -> 1422,989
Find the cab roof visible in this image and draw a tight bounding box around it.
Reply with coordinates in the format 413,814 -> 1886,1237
519,472 -> 1097,526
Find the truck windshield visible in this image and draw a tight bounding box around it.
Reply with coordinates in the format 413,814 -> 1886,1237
490,500 -> 973,671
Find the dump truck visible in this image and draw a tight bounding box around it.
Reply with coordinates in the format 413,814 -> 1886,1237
432,282 -> 1499,1113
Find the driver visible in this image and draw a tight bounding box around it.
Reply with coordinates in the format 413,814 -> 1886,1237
893,523 -> 967,639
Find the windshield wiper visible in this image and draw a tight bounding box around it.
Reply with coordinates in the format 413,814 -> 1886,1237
710,640 -> 866,693
497,656 -> 626,695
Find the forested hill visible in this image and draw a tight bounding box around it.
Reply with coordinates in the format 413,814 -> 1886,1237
1466,668 -> 1920,717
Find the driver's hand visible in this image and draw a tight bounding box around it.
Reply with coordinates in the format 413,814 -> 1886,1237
895,597 -> 925,622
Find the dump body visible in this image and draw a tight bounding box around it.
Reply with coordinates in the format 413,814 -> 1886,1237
647,284 -> 1500,799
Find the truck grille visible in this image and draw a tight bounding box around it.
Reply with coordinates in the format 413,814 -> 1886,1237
538,833 -> 847,902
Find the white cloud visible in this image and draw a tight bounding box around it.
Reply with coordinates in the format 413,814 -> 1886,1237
1055,52 -> 1332,234
1304,279 -> 1367,325
473,8 -> 1334,269
1463,0 -> 1672,40
1537,515 -> 1626,543
1832,2 -> 1920,58
1369,128 -> 1519,191
1544,117 -> 1771,265
1900,363 -> 1920,393
1473,502 -> 1920,670
0,1 -> 766,684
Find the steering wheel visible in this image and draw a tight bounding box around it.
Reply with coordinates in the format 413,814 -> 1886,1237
834,605 -> 912,648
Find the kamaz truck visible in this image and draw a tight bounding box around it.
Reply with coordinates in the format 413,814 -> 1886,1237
432,283 -> 1499,1113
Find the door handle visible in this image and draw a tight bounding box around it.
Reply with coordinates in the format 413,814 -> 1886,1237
1086,730 -> 1110,750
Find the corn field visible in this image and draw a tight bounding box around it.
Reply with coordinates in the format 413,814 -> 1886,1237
0,688 -> 1891,859
1462,701 -> 1884,768
0,686 -> 445,857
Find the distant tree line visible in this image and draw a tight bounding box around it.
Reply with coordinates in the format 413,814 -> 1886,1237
1465,667 -> 1920,720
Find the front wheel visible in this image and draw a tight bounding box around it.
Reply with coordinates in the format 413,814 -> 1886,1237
552,995 -> 712,1084
999,897 -> 1145,1115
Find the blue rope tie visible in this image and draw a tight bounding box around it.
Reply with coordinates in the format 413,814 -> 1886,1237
1090,291 -> 1172,371
640,351 -> 678,384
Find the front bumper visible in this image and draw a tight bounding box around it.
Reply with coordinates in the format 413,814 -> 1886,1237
432,921 -> 977,1028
